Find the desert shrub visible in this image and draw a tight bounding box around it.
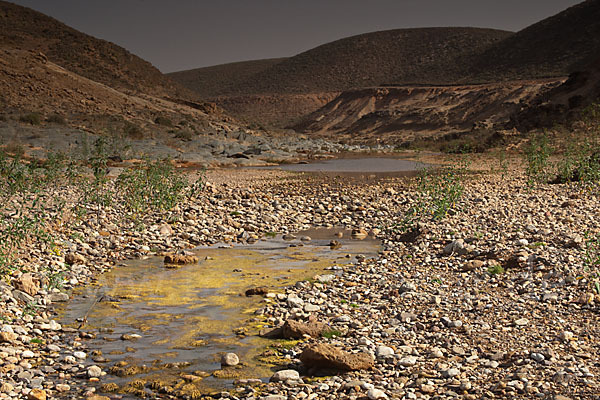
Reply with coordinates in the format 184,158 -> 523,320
116,159 -> 187,218
524,133 -> 553,186
154,116 -> 173,127
123,121 -> 144,139
19,112 -> 42,125
173,130 -> 194,141
46,113 -> 66,124
397,161 -> 468,233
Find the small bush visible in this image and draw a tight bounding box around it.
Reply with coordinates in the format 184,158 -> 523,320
154,116 -> 173,127
173,130 -> 194,141
123,121 -> 144,140
19,113 -> 42,125
524,133 -> 552,186
47,113 -> 66,124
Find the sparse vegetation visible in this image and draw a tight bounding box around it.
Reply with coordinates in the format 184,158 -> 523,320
397,161 -> 467,233
46,113 -> 66,124
19,112 -> 42,125
321,329 -> 342,339
123,121 -> 144,140
154,116 -> 173,127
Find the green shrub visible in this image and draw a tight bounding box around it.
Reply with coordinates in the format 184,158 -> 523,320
116,159 -> 187,218
19,113 -> 42,125
524,133 -> 552,186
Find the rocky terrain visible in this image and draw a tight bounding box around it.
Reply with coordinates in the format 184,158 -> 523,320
1,154 -> 600,400
293,80 -> 563,146
171,1 -> 600,140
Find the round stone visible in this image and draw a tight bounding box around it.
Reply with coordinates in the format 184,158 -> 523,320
220,352 -> 240,366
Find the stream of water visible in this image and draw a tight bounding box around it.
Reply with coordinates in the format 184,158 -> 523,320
56,229 -> 380,396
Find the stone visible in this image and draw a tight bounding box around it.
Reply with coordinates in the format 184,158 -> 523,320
164,254 -> 198,265
398,356 -> 417,366
27,389 -> 46,400
270,369 -> 300,382
376,345 -> 395,357
73,351 -> 87,359
442,368 -> 460,378
1,382 -> 14,393
49,292 -> 69,302
87,365 -> 102,377
367,388 -> 388,399
0,331 -> 17,343
21,350 -> 35,358
14,273 -> 39,296
514,318 -> 529,326
65,253 -> 86,265
300,343 -> 374,371
351,228 -> 368,239
245,287 -> 269,296
221,353 -> 240,366
287,294 -> 304,308
282,319 -> 326,339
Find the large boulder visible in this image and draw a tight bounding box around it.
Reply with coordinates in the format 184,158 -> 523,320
300,343 -> 374,372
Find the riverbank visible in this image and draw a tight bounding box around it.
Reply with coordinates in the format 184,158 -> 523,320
1,156 -> 599,400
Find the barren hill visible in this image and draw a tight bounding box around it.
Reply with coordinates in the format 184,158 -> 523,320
171,27 -> 511,97
0,0 -> 187,97
168,58 -> 287,98
469,0 -> 600,82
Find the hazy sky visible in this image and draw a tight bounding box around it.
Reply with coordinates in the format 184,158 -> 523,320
10,0 -> 583,73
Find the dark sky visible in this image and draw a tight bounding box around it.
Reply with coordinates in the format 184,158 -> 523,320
10,0 -> 583,73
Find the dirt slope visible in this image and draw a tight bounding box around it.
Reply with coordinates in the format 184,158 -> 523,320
0,0 -> 188,98
294,80 -> 564,144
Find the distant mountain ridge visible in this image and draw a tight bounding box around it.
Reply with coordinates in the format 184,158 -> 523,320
169,27 -> 512,96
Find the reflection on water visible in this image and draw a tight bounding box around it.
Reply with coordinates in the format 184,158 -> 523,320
262,157 -> 427,174
56,229 -> 380,394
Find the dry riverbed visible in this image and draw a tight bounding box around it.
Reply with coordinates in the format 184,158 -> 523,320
1,159 -> 600,400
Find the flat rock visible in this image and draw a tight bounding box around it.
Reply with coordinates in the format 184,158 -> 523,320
300,343 -> 374,372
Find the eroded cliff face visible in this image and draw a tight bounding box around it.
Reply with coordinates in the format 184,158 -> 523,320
510,57 -> 600,131
293,79 -> 564,144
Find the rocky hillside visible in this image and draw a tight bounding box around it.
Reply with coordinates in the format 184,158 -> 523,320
469,0 -> 600,82
171,28 -> 511,96
0,0 -> 188,97
294,80 -> 564,145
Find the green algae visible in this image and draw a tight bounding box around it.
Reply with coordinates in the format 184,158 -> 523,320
56,230 -> 380,395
